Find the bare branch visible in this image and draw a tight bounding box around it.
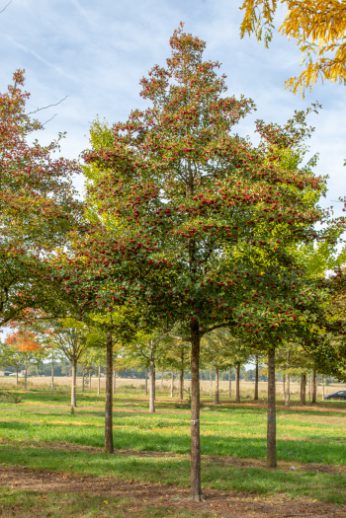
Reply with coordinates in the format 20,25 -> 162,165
28,95 -> 68,116
0,0 -> 13,15
41,113 -> 58,128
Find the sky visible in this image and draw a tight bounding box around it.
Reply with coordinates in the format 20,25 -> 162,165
1,0 -> 345,217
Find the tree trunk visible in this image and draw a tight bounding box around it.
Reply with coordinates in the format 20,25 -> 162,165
283,373 -> 286,403
267,347 -> 277,468
149,356 -> 156,414
215,367 -> 220,404
179,368 -> 184,402
254,355 -> 259,401
24,364 -> 28,390
16,367 -> 19,386
209,369 -> 213,397
228,368 -> 232,400
145,370 -> 148,395
300,373 -> 306,405
89,372 -> 92,391
51,359 -> 55,390
284,374 -> 290,406
190,318 -> 202,501
70,360 -> 77,414
82,370 -> 85,393
235,363 -> 240,403
170,372 -> 174,398
311,367 -> 317,403
97,366 -> 101,396
105,331 -> 114,453
113,369 -> 116,394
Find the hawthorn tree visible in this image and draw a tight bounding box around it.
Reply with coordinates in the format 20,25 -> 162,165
0,70 -> 79,329
42,319 -> 89,412
202,329 -> 250,404
158,328 -> 191,402
82,26 -> 324,500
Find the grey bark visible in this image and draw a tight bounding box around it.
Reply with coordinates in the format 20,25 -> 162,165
70,360 -> 77,414
105,330 -> 114,453
190,318 -> 202,501
267,347 -> 277,468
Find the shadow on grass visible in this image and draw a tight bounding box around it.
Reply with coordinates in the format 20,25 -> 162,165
0,444 -> 345,505
0,418 -> 345,466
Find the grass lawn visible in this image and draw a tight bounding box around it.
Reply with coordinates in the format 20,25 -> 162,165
0,385 -> 345,517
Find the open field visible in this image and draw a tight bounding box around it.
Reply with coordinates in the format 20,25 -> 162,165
1,375 -> 344,401
0,385 -> 345,517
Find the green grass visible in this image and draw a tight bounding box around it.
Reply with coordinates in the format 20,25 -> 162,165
0,388 -> 344,465
0,385 -> 345,514
0,488 -> 192,518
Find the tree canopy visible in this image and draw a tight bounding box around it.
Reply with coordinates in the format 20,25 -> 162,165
240,0 -> 346,93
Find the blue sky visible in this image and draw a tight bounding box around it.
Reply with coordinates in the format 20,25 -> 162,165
1,0 -> 345,216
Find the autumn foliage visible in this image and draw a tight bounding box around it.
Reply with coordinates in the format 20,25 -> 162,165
240,0 -> 346,92
6,330 -> 41,353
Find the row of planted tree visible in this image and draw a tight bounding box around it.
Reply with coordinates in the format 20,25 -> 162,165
0,327 -> 328,408
1,26 -> 345,501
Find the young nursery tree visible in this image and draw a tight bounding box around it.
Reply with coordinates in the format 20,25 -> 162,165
82,26 -> 323,500
0,70 -> 79,329
6,330 -> 43,389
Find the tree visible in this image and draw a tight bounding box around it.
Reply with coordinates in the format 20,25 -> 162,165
202,329 -> 250,404
0,70 -> 79,329
0,340 -> 24,384
50,320 -> 88,413
6,329 -> 42,389
82,26 -> 323,500
158,328 -> 191,402
317,265 -> 346,382
240,0 -> 346,93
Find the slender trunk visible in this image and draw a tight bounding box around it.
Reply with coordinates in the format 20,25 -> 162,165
215,367 -> 220,404
105,331 -> 114,453
322,376 -> 325,399
254,355 -> 259,401
145,370 -> 148,395
16,367 -> 19,386
82,370 -> 85,393
71,359 -> 77,414
267,347 -> 277,468
179,368 -> 184,402
284,374 -> 290,406
89,372 -> 92,391
190,318 -> 202,501
283,373 -> 286,403
300,373 -> 306,405
228,368 -> 232,400
51,359 -> 55,390
170,372 -> 174,398
24,364 -> 28,390
113,369 -> 116,394
235,363 -> 240,403
97,366 -> 101,396
149,356 -> 155,414
209,369 -> 213,397
311,367 -> 317,403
